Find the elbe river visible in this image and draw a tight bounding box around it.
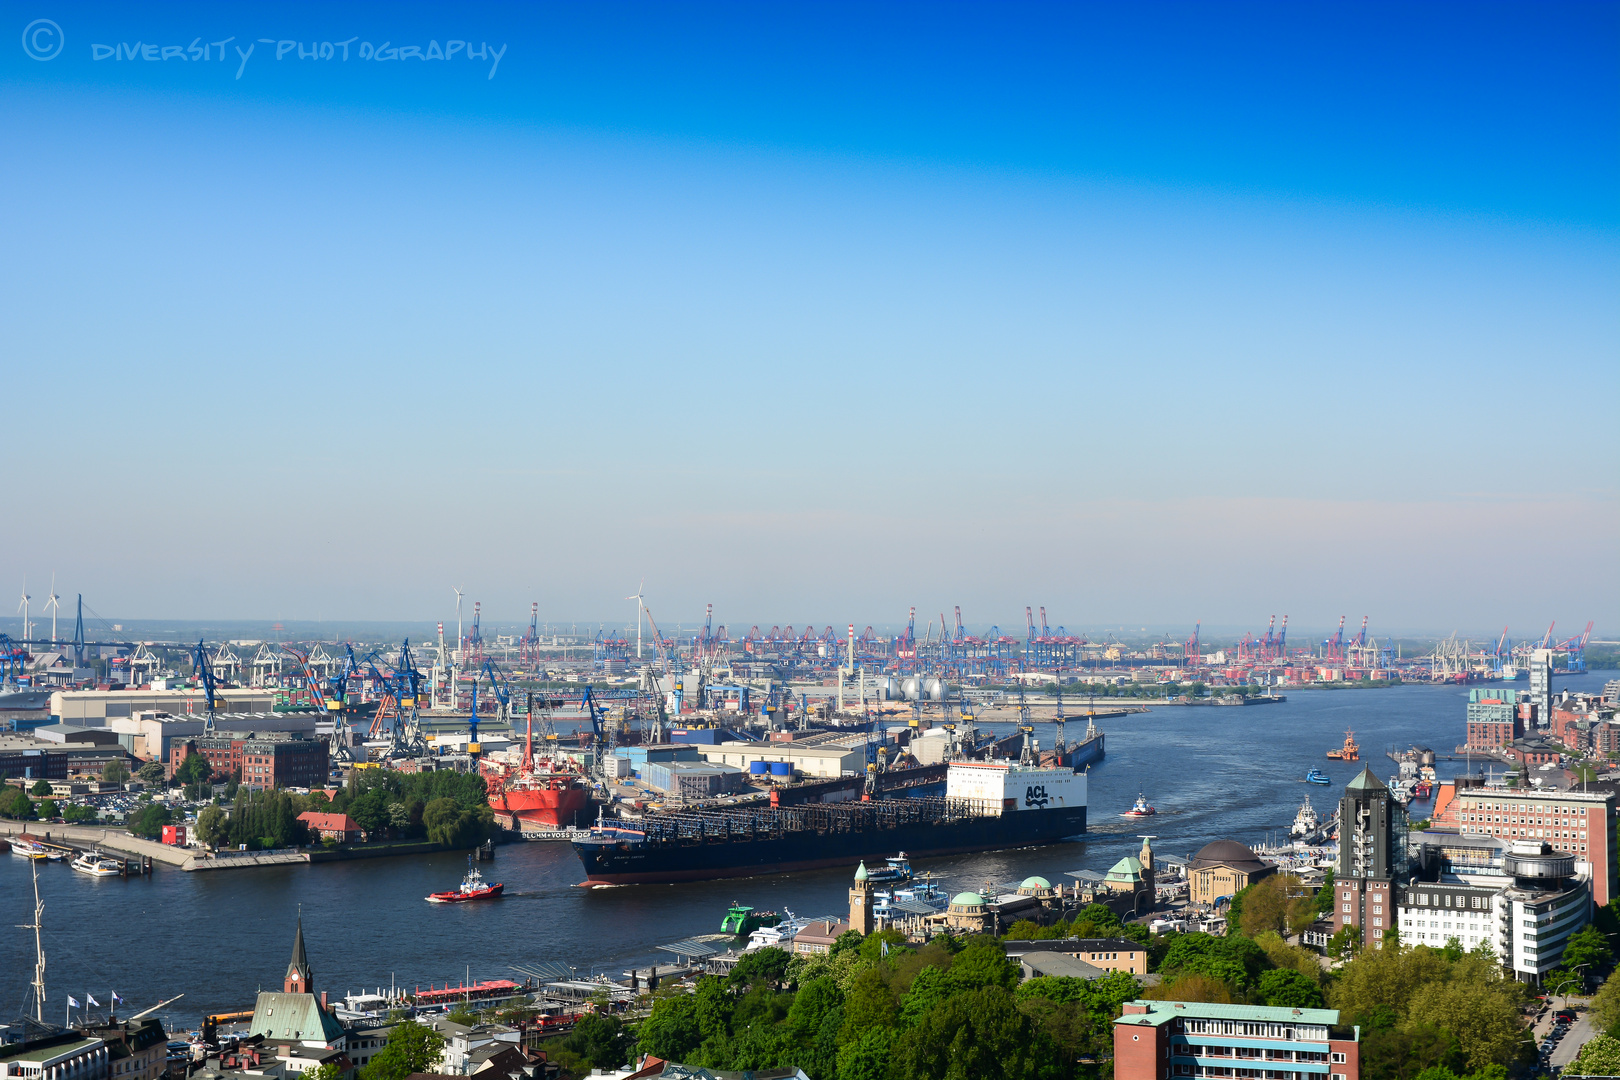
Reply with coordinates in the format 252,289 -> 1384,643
3,672 -> 1611,1029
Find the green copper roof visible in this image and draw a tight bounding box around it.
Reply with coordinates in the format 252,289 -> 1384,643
1113,1001 -> 1345,1029
250,991 -> 344,1045
854,861 -> 868,881
1345,768 -> 1386,792
1106,856 -> 1144,881
951,891 -> 984,907
1020,876 -> 1051,890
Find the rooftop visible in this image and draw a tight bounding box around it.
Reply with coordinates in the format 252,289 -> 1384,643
1114,1001 -> 1342,1029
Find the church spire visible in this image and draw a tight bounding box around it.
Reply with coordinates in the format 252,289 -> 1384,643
285,916 -> 312,994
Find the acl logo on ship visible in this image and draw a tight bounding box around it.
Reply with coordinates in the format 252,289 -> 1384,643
1024,784 -> 1050,809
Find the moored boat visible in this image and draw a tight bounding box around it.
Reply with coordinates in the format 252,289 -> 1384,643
1290,795 -> 1319,838
9,834 -> 62,860
482,719 -> 593,830
426,860 -> 504,903
70,849 -> 123,877
721,902 -> 781,937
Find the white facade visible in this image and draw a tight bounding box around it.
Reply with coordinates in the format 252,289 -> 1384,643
1396,877 -> 1591,979
946,762 -> 1085,816
697,742 -> 863,779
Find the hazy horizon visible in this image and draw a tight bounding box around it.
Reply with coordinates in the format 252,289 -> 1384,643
4,2 -> 1615,631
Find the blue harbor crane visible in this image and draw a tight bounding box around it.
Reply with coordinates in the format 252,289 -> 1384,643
192,639 -> 220,735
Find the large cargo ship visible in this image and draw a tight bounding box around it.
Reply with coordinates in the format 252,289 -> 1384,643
571,760 -> 1085,884
481,722 -> 593,830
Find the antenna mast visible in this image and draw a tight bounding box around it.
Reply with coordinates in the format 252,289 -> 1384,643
16,857 -> 46,1022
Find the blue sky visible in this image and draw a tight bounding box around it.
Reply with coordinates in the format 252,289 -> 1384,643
1,1 -> 1615,636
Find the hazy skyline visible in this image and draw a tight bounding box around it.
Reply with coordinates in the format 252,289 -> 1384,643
3,2 -> 1615,631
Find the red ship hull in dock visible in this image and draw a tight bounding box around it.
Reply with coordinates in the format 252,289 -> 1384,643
481,718 -> 594,830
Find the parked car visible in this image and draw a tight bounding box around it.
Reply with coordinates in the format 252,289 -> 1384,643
1555,1010 -> 1577,1023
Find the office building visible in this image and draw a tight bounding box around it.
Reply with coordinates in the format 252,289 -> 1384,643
1449,784 -> 1615,906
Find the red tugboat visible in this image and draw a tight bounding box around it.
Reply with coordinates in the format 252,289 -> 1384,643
482,716 -> 594,831
426,859 -> 504,904
1121,792 -> 1157,819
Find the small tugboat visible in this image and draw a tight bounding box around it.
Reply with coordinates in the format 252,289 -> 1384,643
1121,792 -> 1157,819
1290,795 -> 1319,838
70,849 -> 123,877
426,858 -> 504,903
721,902 -> 782,937
1325,730 -> 1360,761
1305,769 -> 1331,785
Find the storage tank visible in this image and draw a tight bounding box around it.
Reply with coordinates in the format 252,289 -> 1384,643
769,761 -> 793,779
749,761 -> 769,776
882,677 -> 902,701
901,677 -> 922,701
922,676 -> 946,701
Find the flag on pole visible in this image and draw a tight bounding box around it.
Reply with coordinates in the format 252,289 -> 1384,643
112,991 -> 123,1004
68,996 -> 81,1008
87,995 -> 101,1007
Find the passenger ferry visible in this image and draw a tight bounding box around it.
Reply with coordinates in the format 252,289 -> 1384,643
1304,770 -> 1331,786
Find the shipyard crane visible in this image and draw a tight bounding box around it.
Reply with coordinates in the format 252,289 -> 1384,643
580,686 -> 610,778
283,646 -> 354,762
192,640 -> 220,736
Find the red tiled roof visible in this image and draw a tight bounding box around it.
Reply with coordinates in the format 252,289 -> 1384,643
297,811 -> 362,831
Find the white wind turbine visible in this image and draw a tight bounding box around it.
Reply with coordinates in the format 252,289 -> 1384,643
16,578 -> 29,643
625,579 -> 645,659
43,574 -> 60,645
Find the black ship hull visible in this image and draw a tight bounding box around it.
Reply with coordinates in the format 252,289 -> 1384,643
572,805 -> 1087,884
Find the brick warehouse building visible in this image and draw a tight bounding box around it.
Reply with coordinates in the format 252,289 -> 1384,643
176,732 -> 328,791
1113,1001 -> 1359,1080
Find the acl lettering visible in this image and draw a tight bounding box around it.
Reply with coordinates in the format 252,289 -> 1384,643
1025,784 -> 1050,809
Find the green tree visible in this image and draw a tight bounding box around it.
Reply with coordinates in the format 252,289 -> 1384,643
0,788 -> 35,819
637,992 -> 703,1063
728,947 -> 791,992
1569,1033 -> 1620,1077
102,758 -> 130,784
127,801 -> 172,839
1559,925 -> 1613,978
136,760 -> 167,786
175,752 -> 212,786
37,799 -> 57,819
894,986 -> 1054,1080
1404,978 -> 1527,1071
836,1025 -> 897,1080
1257,969 -> 1326,1009
30,779 -> 52,796
306,1064 -> 343,1080
361,1020 -> 445,1080
558,1013 -> 632,1070
1589,973 -> 1620,1035
195,806 -> 229,848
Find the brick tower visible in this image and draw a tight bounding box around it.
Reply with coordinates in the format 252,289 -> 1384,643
849,861 -> 874,936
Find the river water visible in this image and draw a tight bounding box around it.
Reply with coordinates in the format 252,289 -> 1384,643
3,672 -> 1610,1028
